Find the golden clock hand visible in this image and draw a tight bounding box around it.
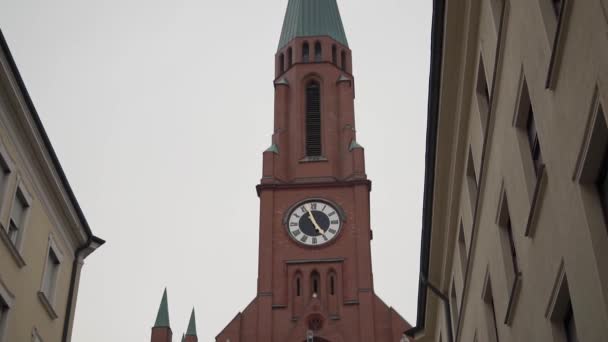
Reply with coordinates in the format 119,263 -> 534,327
305,207 -> 325,234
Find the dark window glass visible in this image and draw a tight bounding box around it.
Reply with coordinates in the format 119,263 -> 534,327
476,58 -> 490,130
341,51 -> 347,71
330,275 -> 335,295
303,43 -> 310,63
287,48 -> 293,67
489,296 -> 500,342
311,272 -> 320,296
279,54 -> 285,73
296,277 -> 301,296
564,304 -> 579,342
332,45 -> 337,64
306,82 -> 322,156
599,148 -> 608,225
526,106 -> 544,177
505,217 -> 520,275
314,42 -> 322,62
552,0 -> 564,17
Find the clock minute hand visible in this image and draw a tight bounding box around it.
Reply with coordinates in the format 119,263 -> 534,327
305,207 -> 325,234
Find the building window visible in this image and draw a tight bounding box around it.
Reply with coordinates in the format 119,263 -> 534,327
296,276 -> 301,297
458,221 -> 468,276
0,283 -> 12,342
31,328 -> 44,342
41,245 -> 61,305
302,42 -> 310,63
332,45 -> 337,64
305,81 -> 322,157
476,56 -> 490,132
526,107 -> 544,178
279,53 -> 285,73
599,148 -> 608,225
287,47 -> 293,68
497,189 -> 520,285
450,282 -> 459,334
329,274 -> 335,295
341,51 -> 347,71
552,0 -> 564,17
8,188 -> 29,246
0,297 -> 7,340
563,304 -> 579,342
547,269 -> 579,342
0,153 -> 10,205
483,279 -> 500,342
314,42 -> 322,62
311,271 -> 320,297
597,106 -> 608,226
466,147 -> 478,213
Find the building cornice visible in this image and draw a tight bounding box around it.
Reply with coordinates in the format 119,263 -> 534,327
0,29 -> 104,248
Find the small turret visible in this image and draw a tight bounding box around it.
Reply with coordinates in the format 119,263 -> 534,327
151,289 -> 172,342
184,308 -> 198,342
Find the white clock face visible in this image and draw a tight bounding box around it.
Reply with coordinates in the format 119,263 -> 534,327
287,200 -> 343,247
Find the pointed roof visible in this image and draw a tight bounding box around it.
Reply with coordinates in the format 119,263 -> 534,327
154,289 -> 171,328
186,308 -> 197,336
278,0 -> 349,50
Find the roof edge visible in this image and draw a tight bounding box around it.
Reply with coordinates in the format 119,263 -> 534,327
406,0 -> 446,337
0,29 -> 103,249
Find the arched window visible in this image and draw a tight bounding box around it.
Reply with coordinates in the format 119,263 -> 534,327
305,81 -> 322,156
296,276 -> 301,296
329,274 -> 335,295
314,42 -> 322,62
332,45 -> 337,64
311,271 -> 320,296
279,53 -> 285,73
287,47 -> 293,68
302,42 -> 310,63
341,51 -> 347,71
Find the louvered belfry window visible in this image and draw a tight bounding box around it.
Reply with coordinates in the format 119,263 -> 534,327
306,81 -> 322,156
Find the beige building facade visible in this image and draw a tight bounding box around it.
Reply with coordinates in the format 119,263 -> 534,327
0,31 -> 104,342
406,0 -> 608,341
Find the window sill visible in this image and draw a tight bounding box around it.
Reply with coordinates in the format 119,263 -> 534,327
525,164 -> 548,237
0,223 -> 26,268
299,156 -> 328,163
37,291 -> 58,320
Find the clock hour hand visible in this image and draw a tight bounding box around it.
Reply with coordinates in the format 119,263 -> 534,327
305,207 -> 325,235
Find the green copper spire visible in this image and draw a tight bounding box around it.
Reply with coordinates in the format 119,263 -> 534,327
278,0 -> 349,50
186,308 -> 197,336
154,289 -> 170,328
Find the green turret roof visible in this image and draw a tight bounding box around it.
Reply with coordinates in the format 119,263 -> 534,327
186,308 -> 197,336
278,0 -> 349,50
154,289 -> 170,328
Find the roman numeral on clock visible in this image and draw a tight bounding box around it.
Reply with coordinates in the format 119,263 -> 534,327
328,228 -> 337,234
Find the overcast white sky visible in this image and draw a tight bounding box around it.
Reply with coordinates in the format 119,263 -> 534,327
0,0 -> 432,340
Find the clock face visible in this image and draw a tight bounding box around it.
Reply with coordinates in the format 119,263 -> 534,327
286,200 -> 343,247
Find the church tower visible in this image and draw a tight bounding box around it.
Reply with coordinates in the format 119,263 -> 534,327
216,1 -> 409,341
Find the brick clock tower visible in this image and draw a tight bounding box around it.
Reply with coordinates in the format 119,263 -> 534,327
216,1 -> 410,341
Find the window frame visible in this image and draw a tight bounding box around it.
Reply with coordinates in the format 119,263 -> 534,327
38,235 -> 64,320
302,42 -> 310,63
314,42 -> 322,62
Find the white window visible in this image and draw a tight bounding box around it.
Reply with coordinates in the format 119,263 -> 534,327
8,188 -> 29,246
41,247 -> 61,304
